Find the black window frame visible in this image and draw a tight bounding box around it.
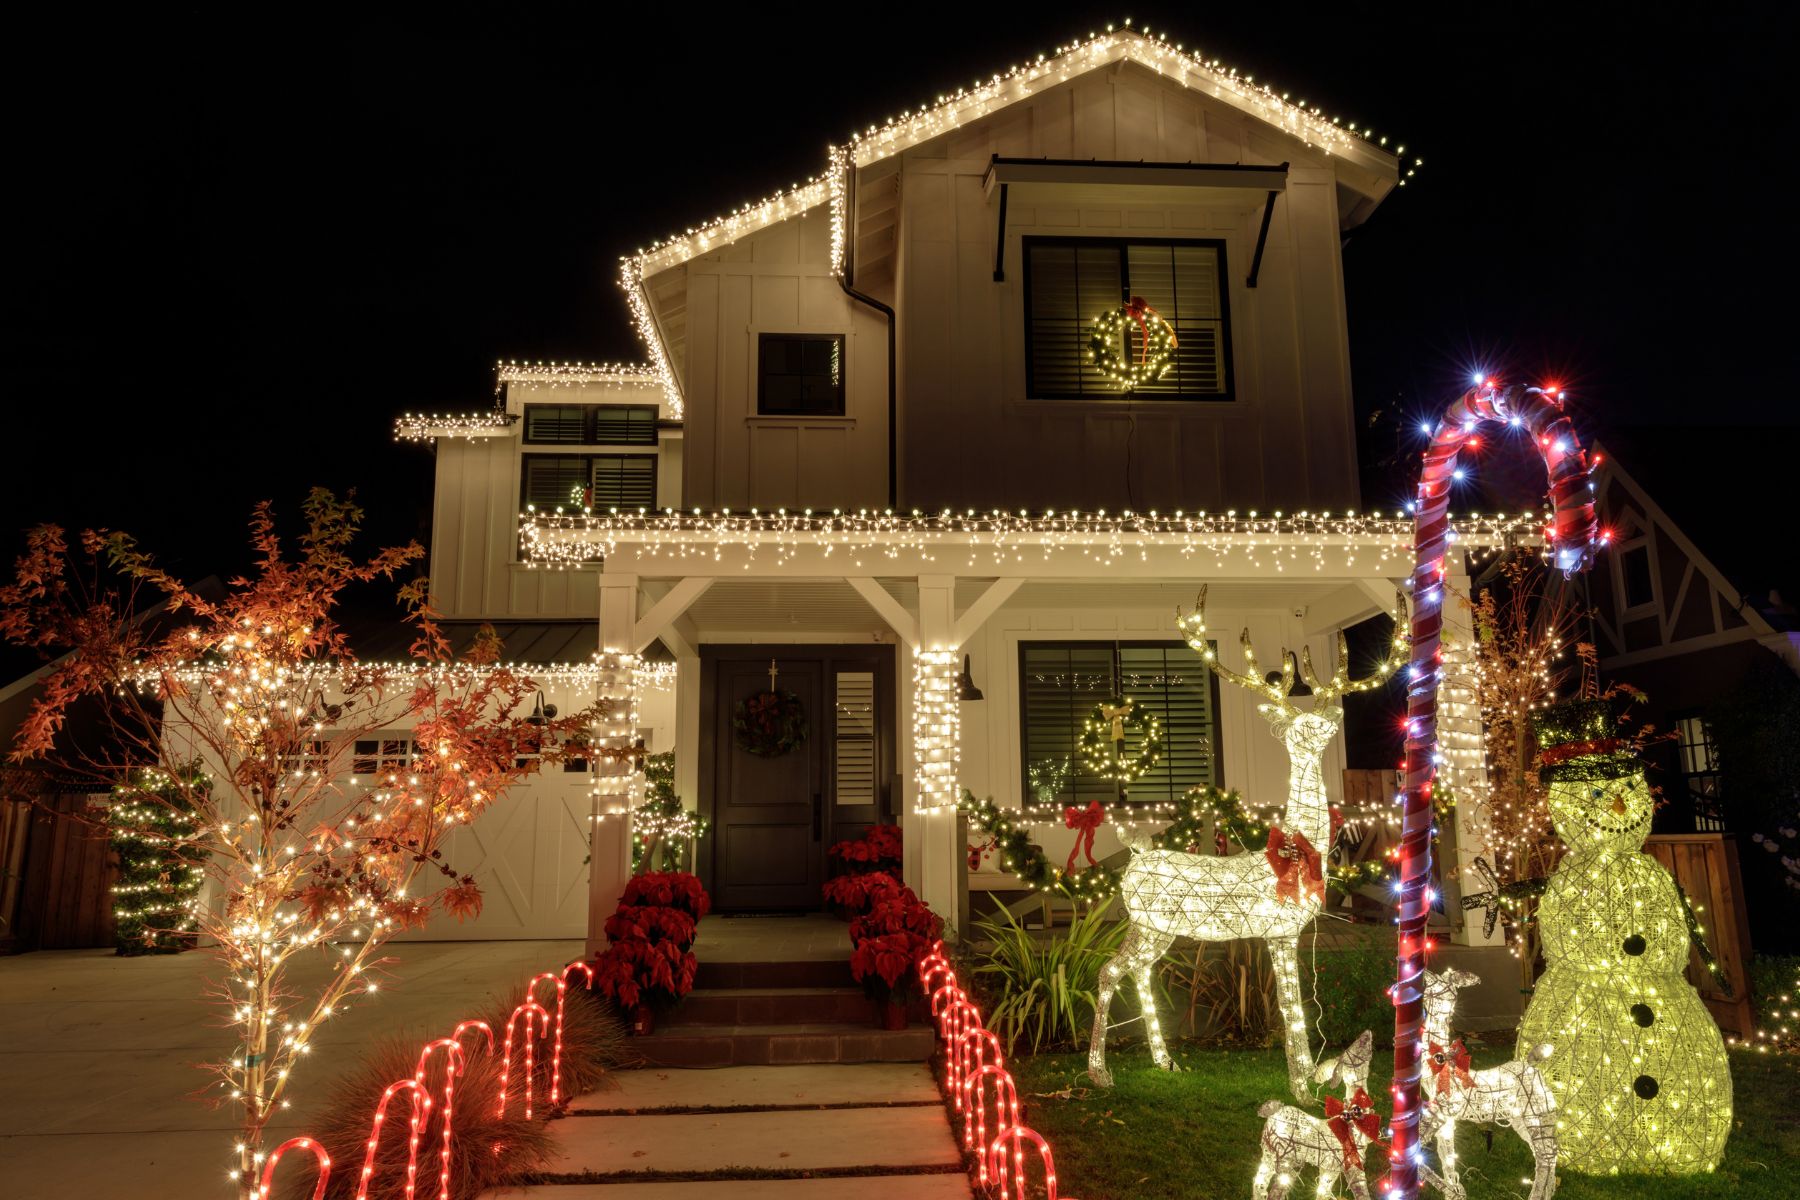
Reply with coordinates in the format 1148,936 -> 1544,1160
520,452 -> 659,512
521,403 -> 660,446
1021,235 -> 1235,403
1675,714 -> 1724,832
1017,639 -> 1224,809
756,332 -> 848,416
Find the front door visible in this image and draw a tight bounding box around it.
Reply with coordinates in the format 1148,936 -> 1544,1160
703,645 -> 895,912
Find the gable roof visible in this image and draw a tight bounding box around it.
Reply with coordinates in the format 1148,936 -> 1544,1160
618,23 -> 1415,417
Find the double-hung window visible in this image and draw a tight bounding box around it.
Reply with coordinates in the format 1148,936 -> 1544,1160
1019,641 -> 1222,808
519,403 -> 659,512
1023,238 -> 1232,400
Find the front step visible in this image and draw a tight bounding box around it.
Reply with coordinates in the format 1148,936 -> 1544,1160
664,986 -> 875,1027
693,959 -> 854,989
632,1021 -> 933,1067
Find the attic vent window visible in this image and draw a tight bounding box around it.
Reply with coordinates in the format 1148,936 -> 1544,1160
1023,238 -> 1233,401
758,333 -> 846,416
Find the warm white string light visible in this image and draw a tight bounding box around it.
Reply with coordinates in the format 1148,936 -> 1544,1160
913,647 -> 960,812
392,412 -> 517,443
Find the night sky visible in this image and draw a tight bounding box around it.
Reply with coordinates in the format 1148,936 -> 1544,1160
8,5 -> 1796,664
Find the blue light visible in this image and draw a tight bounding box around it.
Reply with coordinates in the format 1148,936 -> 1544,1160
1452,468 -> 1466,481
1419,421 -> 1433,435
1470,371 -> 1484,385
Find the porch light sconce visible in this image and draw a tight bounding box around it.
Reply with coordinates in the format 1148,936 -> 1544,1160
525,690 -> 559,726
958,653 -> 984,702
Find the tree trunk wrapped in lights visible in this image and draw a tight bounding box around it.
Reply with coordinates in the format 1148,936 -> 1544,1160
1086,587 -> 1408,1097
0,490 -> 601,1200
1388,381 -> 1603,1200
1514,699 -> 1732,1174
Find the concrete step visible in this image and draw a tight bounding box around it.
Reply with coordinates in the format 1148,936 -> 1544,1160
693,959 -> 853,989
539,1104 -> 963,1175
663,986 -> 875,1027
631,1021 -> 934,1068
568,1063 -> 941,1113
480,1176 -> 972,1199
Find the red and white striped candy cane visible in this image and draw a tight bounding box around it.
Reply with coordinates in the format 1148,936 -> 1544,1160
412,1038 -> 468,1200
1386,380 -> 1600,1199
355,1078 -> 432,1200
258,1136 -> 330,1200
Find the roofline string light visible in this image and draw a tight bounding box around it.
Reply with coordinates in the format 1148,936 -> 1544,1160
1385,379 -> 1602,1200
620,20 -> 1418,409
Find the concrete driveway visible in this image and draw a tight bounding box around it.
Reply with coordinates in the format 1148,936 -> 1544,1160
0,939 -> 579,1199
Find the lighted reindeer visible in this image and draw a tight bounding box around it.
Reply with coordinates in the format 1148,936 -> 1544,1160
1086,586 -> 1407,1096
1255,1030 -> 1383,1200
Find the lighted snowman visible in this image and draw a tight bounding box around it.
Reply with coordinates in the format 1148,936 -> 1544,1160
1515,698 -> 1731,1174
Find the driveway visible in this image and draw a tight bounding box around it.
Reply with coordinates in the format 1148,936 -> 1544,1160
0,939 -> 579,1199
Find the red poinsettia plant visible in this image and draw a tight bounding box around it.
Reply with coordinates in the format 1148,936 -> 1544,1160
593,937 -> 696,1011
821,868 -> 904,914
603,903 -> 698,951
847,882 -> 941,1005
622,871 -> 712,919
848,887 -> 944,945
829,823 -> 903,871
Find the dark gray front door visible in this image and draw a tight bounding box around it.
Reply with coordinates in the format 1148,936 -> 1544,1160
704,646 -> 894,912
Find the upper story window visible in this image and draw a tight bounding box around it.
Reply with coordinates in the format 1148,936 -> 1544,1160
522,454 -> 657,511
1020,641 -> 1221,808
758,333 -> 846,415
1023,238 -> 1232,401
523,404 -> 658,446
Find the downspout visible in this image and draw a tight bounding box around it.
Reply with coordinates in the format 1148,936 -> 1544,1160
835,155 -> 899,510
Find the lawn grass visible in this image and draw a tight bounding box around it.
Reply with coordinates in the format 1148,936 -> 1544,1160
1004,1041 -> 1799,1200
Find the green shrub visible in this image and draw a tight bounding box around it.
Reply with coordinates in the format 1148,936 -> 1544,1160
972,897 -> 1138,1054
1311,926 -> 1395,1048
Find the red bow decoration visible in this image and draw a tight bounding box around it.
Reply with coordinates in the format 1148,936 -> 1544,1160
1264,826 -> 1324,905
1428,1039 -> 1475,1092
1121,295 -> 1177,365
1063,801 -> 1105,874
1324,1089 -> 1386,1171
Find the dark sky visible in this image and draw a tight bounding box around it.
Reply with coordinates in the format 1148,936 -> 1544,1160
8,5 -> 1796,645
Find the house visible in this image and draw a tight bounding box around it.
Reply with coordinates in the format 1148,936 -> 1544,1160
397,26 -> 1538,957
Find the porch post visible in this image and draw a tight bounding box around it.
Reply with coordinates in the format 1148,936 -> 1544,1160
912,574 -> 962,933
588,574 -> 640,960
1440,554 -> 1501,946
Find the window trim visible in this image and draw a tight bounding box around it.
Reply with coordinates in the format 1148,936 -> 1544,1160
519,451 -> 659,512
521,402 -> 660,446
755,331 -> 849,417
1020,235 -> 1236,403
1613,531 -> 1659,617
1016,638 -> 1225,808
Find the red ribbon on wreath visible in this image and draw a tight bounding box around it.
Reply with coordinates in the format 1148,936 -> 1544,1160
1324,1089 -> 1386,1171
1428,1039 -> 1475,1092
1122,295 -> 1177,365
1265,826 -> 1324,906
1063,801 -> 1105,874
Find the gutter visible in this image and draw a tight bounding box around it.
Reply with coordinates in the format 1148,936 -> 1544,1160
835,157 -> 899,510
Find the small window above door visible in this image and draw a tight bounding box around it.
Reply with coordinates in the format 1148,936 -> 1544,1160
758,333 -> 846,416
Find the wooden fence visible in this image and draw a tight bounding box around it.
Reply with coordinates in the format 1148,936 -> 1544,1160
1645,833 -> 1754,1036
1,792 -> 115,952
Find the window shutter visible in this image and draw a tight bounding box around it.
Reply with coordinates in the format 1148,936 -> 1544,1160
524,405 -> 586,443
588,456 -> 656,510
591,406 -> 658,445
522,456 -> 590,509
834,671 -> 876,806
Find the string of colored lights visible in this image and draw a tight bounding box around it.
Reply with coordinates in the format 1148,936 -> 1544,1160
1385,380 -> 1601,1200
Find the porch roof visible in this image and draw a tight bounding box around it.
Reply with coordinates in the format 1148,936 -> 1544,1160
520,508 -> 1545,581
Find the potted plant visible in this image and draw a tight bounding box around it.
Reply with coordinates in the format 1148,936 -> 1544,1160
595,872 -> 710,1034
848,885 -> 943,1029
823,824 -> 904,919
823,868 -> 904,919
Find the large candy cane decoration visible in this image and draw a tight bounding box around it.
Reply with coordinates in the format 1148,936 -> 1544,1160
497,999 -> 552,1120
258,1136 -> 330,1200
1386,380 -> 1600,1199
412,1039 -> 467,1200
355,1079 -> 432,1200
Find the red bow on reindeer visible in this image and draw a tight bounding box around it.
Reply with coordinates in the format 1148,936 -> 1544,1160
1122,295 -> 1176,365
1324,1089 -> 1386,1171
1428,1039 -> 1475,1092
1264,826 -> 1324,906
1063,801 -> 1106,875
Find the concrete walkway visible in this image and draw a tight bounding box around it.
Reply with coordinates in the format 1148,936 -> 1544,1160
0,939 -> 579,1198
482,1063 -> 971,1199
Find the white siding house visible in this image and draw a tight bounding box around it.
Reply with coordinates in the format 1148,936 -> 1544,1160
399,28 -> 1517,951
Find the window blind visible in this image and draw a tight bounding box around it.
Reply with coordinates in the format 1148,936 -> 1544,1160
524,405 -> 586,443
591,406 -> 658,445
522,456 -> 590,510
588,456 -> 656,509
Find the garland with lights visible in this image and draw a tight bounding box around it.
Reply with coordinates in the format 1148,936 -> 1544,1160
1077,696 -> 1164,784
1087,297 -> 1178,388
108,766 -> 210,955
732,689 -> 808,758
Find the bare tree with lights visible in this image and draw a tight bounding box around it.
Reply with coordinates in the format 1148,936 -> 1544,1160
0,490 -> 598,1198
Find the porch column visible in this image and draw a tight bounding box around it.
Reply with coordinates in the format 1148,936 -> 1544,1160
911,574 -> 962,932
1440,555 -> 1501,947
587,574 -> 640,960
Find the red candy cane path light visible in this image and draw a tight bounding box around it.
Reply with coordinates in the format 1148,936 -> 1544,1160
356,1078 -> 432,1200
1386,381 -> 1600,1200
258,1136 -> 330,1200
497,999 -> 552,1120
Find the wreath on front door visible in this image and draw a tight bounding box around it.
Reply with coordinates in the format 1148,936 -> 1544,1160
733,689 -> 809,757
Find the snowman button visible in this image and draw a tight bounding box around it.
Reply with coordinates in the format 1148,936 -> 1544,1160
1630,1003 -> 1654,1027
1622,934 -> 1647,956
1633,1074 -> 1659,1100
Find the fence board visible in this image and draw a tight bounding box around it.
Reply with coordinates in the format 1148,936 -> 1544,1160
1646,833 -> 1753,1036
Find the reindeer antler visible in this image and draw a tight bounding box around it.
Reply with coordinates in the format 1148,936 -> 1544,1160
1177,585 -> 1299,708
1297,590 -> 1410,707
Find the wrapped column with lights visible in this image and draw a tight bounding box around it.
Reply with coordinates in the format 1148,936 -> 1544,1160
584,649 -> 640,960
1387,380 -> 1601,1200
912,648 -> 961,811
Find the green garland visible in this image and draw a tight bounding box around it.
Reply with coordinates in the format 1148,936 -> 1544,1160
733,689 -> 808,758
108,766 -> 210,955
957,785 -> 1386,901
1077,697 -> 1164,784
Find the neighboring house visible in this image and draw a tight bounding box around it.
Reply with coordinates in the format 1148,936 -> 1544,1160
397,28 -> 1525,953
1584,448 -> 1800,832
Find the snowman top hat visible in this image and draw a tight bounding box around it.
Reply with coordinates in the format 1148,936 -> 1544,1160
1532,697 -> 1637,783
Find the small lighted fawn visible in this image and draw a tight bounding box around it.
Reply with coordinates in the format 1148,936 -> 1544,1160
1255,1030 -> 1383,1200
1087,586 -> 1408,1096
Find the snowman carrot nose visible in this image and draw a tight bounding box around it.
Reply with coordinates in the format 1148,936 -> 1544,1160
1610,795 -> 1628,815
